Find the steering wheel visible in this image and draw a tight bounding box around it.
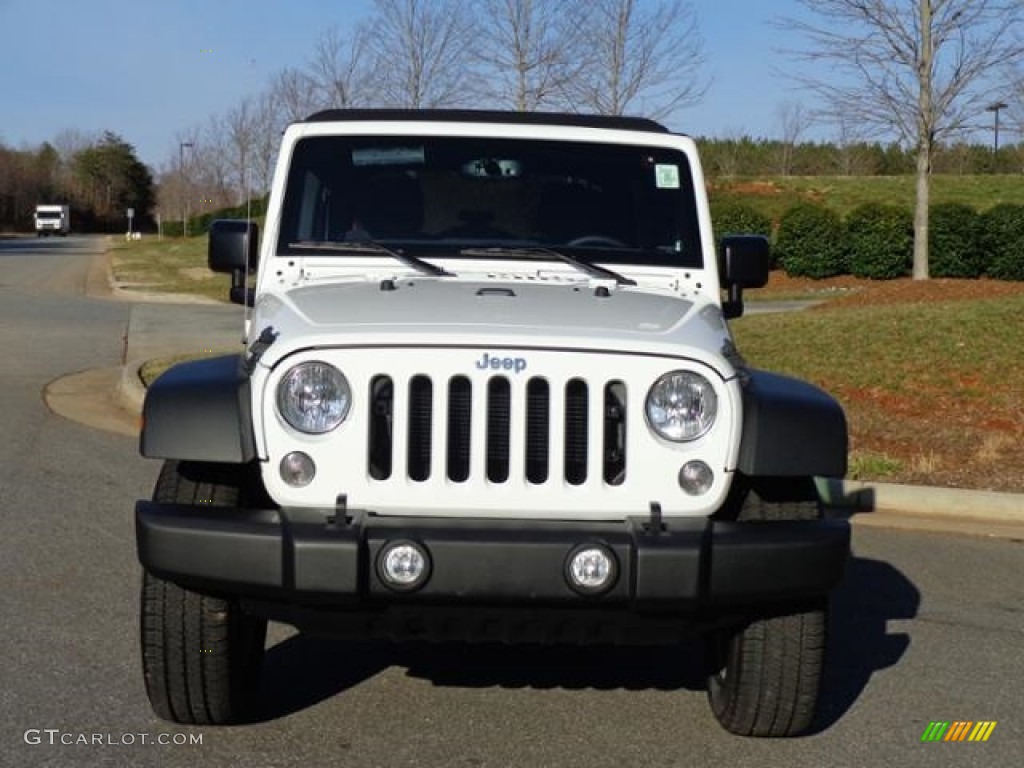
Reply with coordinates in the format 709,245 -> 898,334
566,235 -> 627,248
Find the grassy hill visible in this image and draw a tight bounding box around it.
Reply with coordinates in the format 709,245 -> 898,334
709,174 -> 1024,221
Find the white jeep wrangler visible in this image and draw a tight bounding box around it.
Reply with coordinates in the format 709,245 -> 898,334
136,110 -> 849,736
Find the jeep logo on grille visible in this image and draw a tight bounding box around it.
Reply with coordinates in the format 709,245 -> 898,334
475,352 -> 527,373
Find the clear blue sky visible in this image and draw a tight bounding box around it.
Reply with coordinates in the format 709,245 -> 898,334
0,0 -> 834,169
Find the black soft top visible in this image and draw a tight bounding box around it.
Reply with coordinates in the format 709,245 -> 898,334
302,109 -> 670,134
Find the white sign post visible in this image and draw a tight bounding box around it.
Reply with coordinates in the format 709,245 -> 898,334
127,207 -> 135,240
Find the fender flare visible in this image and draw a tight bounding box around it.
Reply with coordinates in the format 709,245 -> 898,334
140,355 -> 256,464
737,368 -> 848,478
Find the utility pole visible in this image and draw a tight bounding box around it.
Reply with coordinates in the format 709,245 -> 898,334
179,142 -> 194,236
985,101 -> 1008,159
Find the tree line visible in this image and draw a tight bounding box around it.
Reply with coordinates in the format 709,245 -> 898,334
698,136 -> 1023,178
0,131 -> 154,232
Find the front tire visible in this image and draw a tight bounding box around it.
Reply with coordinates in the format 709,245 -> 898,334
140,461 -> 268,725
705,480 -> 828,737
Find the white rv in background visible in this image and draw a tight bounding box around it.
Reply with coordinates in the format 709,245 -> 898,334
34,204 -> 70,236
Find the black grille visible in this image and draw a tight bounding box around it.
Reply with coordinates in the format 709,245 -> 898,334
365,373 -> 625,485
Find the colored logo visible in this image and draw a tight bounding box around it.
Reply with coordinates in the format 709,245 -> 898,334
921,721 -> 997,742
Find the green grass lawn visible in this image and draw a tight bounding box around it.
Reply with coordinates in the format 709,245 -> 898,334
109,235 -> 232,302
711,174 -> 1024,221
731,294 -> 1024,491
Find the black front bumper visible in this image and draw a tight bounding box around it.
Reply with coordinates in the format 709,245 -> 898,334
136,502 -> 849,610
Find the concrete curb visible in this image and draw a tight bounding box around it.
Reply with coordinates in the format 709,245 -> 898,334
818,478 -> 1022,525
116,360 -> 148,413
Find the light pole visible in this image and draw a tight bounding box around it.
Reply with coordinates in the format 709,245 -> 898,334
179,142 -> 194,236
985,101 -> 1008,157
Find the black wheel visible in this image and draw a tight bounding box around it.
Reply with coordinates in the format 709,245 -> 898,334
705,479 -> 827,737
140,461 -> 268,725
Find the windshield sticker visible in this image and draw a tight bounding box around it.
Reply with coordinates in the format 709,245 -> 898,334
655,164 -> 680,189
352,147 -> 425,166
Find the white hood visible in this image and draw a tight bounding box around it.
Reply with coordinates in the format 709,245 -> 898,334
251,277 -> 734,373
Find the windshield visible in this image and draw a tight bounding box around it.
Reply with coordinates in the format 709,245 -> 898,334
36,210 -> 63,219
277,135 -> 702,269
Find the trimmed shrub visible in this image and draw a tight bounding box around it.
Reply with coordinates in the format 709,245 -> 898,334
845,203 -> 912,279
711,201 -> 774,267
711,201 -> 773,242
187,196 -> 270,236
775,203 -> 847,278
929,203 -> 983,278
981,203 -> 1024,281
159,220 -> 185,238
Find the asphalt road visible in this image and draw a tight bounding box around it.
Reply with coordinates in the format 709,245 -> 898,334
2,236 -> 1022,768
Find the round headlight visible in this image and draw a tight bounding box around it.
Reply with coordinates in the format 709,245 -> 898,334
277,362 -> 351,434
645,370 -> 717,442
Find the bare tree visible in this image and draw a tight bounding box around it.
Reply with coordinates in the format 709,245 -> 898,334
707,128 -> 753,179
270,66 -> 321,123
781,1 -> 1024,279
221,98 -> 259,204
365,0 -> 477,108
833,114 -> 870,176
199,117 -> 234,206
1007,67 -> 1024,145
307,26 -> 373,109
251,90 -> 282,195
471,0 -> 582,111
50,129 -> 97,203
775,102 -> 811,176
157,127 -> 203,230
566,0 -> 707,119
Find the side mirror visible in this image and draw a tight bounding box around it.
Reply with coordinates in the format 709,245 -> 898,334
719,234 -> 770,319
208,219 -> 259,306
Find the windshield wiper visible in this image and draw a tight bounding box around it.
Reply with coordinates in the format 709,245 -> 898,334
460,246 -> 636,286
288,240 -> 454,277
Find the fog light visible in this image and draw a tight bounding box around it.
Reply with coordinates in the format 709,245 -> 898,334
280,451 -> 316,487
378,541 -> 431,591
565,544 -> 617,596
678,460 -> 714,496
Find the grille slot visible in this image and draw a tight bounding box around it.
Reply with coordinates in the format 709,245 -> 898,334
407,375 -> 433,481
447,376 -> 472,482
367,375 -> 393,480
486,377 -> 511,482
604,381 -> 627,486
525,378 -> 550,484
564,379 -> 589,485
